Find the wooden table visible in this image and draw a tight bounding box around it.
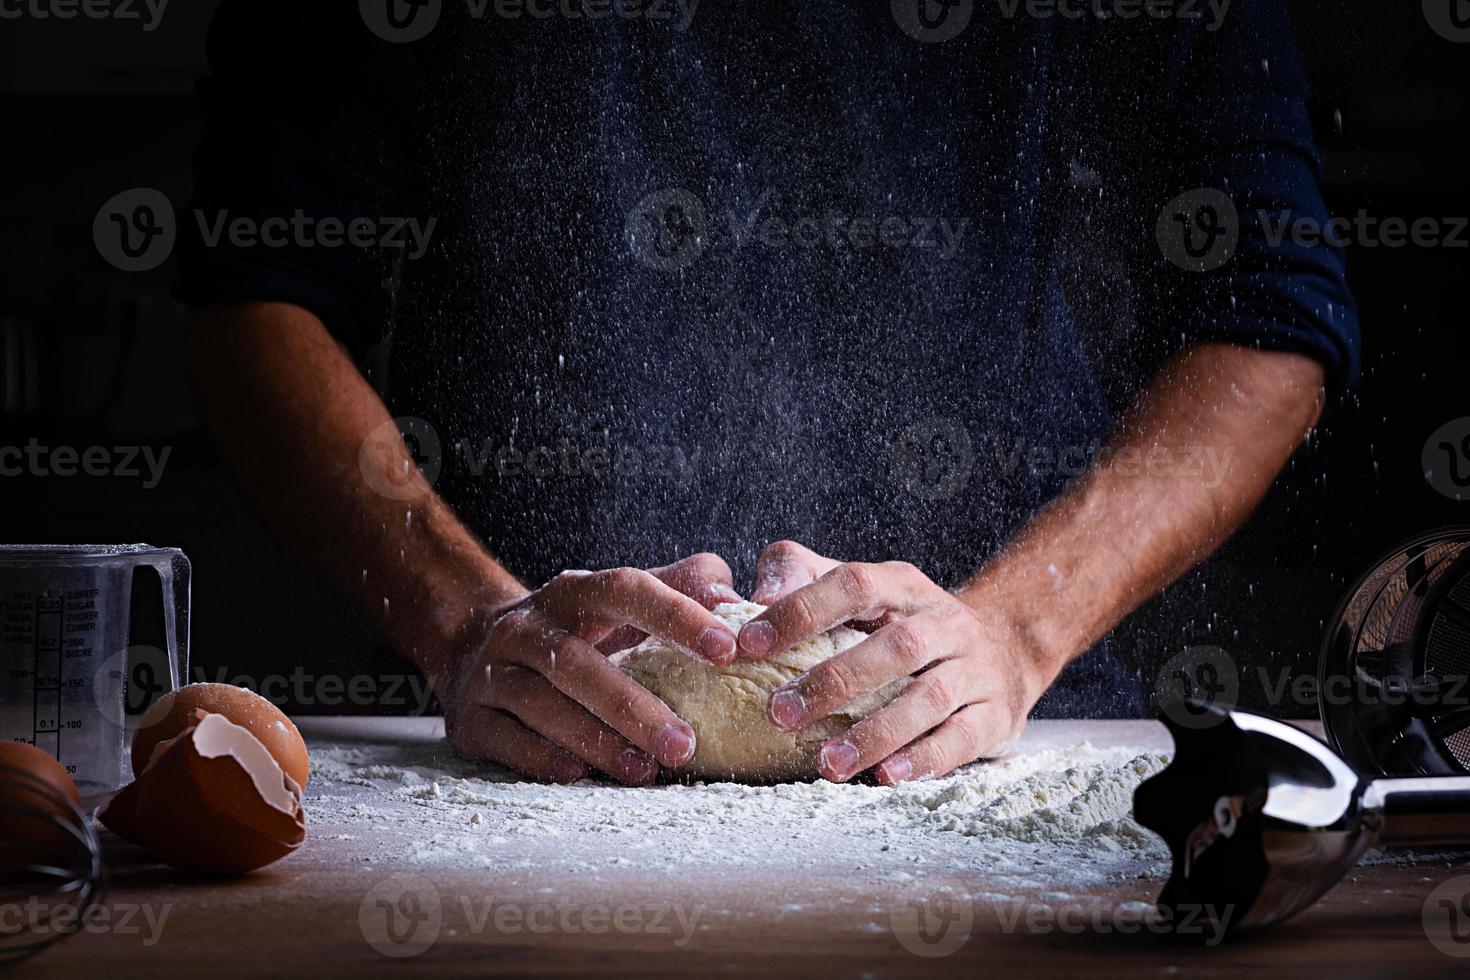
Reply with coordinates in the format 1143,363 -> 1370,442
14,719 -> 1470,978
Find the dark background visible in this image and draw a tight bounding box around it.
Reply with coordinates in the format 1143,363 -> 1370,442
1,3 -> 1466,716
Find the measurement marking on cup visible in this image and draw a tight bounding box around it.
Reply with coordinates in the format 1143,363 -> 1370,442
33,593 -> 64,759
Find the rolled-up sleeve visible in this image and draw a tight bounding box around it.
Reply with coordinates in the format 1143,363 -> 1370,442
1136,0 -> 1361,389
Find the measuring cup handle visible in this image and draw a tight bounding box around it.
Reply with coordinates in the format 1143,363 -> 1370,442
143,548 -> 192,691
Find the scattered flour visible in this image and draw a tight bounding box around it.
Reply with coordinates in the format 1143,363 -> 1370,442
305,734 -> 1171,892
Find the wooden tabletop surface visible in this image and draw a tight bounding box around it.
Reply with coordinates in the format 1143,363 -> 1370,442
12,718 -> 1470,978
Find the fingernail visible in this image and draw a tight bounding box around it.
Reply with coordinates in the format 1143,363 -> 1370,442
878,755 -> 913,785
614,749 -> 658,785
712,585 -> 742,604
697,627 -> 736,663
740,620 -> 777,656
819,739 -> 860,780
654,723 -> 696,767
768,688 -> 809,731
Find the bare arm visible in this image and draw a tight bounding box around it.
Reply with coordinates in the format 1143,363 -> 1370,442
189,302 -> 526,680
189,302 -> 736,783
958,342 -> 1326,691
738,343 -> 1325,783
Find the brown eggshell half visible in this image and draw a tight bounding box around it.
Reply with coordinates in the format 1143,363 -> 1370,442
132,683 -> 310,789
133,713 -> 306,875
96,777 -> 144,844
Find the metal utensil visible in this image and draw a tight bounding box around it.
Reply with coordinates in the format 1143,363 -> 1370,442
1134,701 -> 1470,938
0,765 -> 105,966
1318,527 -> 1470,778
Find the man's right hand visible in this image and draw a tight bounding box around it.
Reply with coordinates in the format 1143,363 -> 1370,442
440,554 -> 740,785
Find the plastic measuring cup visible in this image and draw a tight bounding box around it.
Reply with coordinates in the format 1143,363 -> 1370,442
0,545 -> 190,800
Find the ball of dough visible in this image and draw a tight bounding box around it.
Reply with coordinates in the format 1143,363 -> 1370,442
613,601 -> 907,782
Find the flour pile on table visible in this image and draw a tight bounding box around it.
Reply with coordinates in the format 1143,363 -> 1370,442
308,738 -> 1170,891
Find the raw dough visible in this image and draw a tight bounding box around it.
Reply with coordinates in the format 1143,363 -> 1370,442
612,601 -> 908,782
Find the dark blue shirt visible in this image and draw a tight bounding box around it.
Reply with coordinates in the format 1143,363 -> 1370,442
178,0 -> 1359,716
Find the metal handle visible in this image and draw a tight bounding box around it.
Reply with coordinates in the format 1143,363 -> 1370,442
1369,776 -> 1470,847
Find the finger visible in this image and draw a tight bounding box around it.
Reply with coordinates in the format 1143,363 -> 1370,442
739,561 -> 927,659
598,554 -> 741,654
750,540 -> 835,604
872,703 -> 1018,785
447,705 -> 589,783
812,660 -> 969,783
487,666 -> 658,785
544,567 -> 737,664
652,552 -> 742,610
767,613 -> 952,731
506,624 -> 698,769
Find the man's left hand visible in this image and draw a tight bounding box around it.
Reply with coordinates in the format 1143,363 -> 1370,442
740,540 -> 1058,784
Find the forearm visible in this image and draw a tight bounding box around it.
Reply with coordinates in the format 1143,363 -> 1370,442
958,343 -> 1326,686
188,302 -> 528,681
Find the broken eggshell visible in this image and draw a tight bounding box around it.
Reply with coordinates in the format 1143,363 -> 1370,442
100,713 -> 305,875
131,682 -> 310,789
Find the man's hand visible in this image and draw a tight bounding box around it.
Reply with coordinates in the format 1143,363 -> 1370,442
441,554 -> 740,786
740,541 -> 1057,786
